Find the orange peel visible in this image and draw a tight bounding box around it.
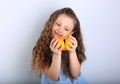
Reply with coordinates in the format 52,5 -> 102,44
58,36 -> 72,51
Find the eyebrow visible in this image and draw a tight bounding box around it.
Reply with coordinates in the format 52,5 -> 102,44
56,20 -> 72,30
65,26 -> 70,29
55,20 -> 61,24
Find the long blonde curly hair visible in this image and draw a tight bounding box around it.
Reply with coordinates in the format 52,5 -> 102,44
31,7 -> 86,79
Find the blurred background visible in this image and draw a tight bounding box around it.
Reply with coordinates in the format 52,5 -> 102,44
0,0 -> 120,84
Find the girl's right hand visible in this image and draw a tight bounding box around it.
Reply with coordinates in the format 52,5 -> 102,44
50,37 -> 63,55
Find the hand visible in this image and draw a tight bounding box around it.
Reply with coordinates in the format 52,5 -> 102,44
67,35 -> 78,52
50,37 -> 63,55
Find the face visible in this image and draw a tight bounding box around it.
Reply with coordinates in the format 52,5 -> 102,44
52,14 -> 75,39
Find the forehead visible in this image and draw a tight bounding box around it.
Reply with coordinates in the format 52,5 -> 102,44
56,14 -> 75,28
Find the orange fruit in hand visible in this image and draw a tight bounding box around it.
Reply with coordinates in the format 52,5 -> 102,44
58,36 -> 66,50
65,36 -> 72,49
58,36 -> 72,51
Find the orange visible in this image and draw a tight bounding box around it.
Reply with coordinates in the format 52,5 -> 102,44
65,36 -> 72,49
58,36 -> 72,51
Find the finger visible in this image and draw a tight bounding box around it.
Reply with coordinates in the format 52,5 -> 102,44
50,37 -> 58,49
68,41 -> 74,48
69,38 -> 74,45
56,41 -> 61,48
52,37 -> 58,44
68,36 -> 77,45
69,35 -> 77,43
59,44 -> 64,51
67,47 -> 74,51
69,35 -> 75,40
52,39 -> 59,48
50,38 -> 56,48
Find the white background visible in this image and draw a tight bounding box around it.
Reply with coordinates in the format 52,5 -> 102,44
0,0 -> 120,84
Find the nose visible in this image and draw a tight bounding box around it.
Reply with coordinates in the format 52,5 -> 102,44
58,27 -> 62,33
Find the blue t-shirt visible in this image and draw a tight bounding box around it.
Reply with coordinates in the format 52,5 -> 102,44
41,51 -> 88,84
41,71 -> 88,84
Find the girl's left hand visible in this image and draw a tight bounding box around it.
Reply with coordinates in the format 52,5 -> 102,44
67,35 -> 78,52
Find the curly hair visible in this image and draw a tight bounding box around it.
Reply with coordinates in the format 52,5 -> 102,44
31,7 -> 86,79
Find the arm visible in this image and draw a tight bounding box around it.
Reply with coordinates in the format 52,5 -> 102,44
44,53 -> 61,80
44,37 -> 63,80
69,51 -> 80,78
67,35 -> 81,78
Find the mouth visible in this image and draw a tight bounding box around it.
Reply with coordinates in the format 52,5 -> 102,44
54,31 -> 62,37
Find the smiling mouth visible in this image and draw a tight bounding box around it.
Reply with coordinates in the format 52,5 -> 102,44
54,31 -> 62,36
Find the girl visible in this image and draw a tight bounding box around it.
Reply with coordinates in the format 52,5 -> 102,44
31,7 -> 88,84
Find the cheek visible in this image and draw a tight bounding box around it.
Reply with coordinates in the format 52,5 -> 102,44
64,32 -> 71,36
52,26 -> 55,31
52,25 -> 57,32
52,24 -> 56,30
53,24 -> 58,30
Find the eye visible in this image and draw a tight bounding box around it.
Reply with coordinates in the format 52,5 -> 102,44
56,22 -> 61,26
65,28 -> 69,31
